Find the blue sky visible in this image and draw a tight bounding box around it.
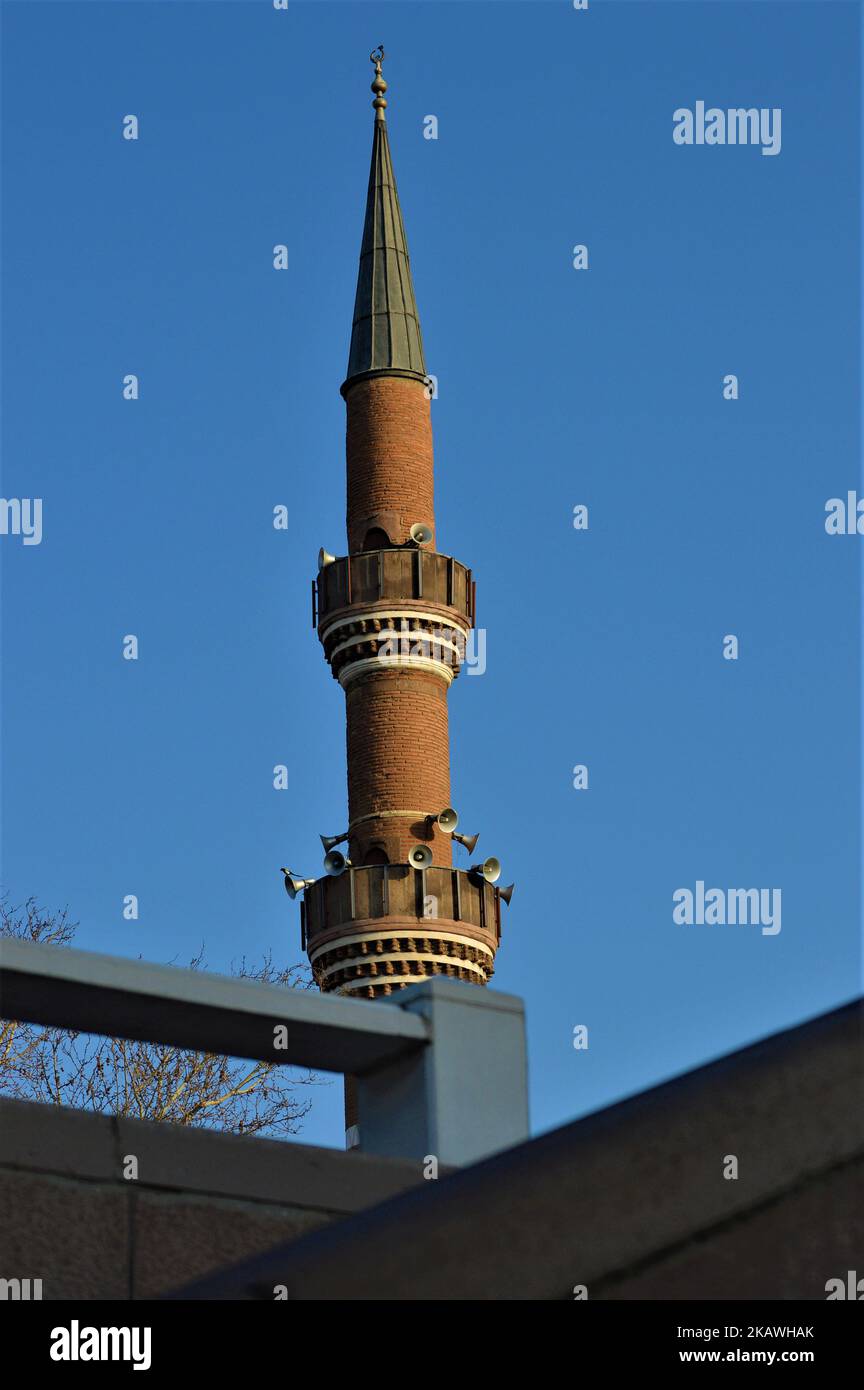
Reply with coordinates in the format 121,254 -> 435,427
1,0 -> 860,1149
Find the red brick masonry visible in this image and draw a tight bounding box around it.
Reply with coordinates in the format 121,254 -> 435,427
346,376 -> 435,553
346,669 -> 453,866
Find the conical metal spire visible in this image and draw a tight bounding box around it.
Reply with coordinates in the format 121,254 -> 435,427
342,48 -> 427,396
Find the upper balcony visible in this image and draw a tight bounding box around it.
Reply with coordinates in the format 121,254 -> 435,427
314,549 -> 475,631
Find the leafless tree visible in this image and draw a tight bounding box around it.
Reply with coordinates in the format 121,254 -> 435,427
0,897 -> 320,1137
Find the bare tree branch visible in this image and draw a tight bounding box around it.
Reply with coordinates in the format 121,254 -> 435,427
0,896 -> 323,1138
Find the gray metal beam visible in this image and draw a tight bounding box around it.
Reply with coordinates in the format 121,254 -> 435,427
0,942 -> 529,1167
356,978 -> 529,1166
0,938 -> 429,1075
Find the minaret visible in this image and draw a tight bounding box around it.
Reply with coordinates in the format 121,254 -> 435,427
293,49 -> 510,1138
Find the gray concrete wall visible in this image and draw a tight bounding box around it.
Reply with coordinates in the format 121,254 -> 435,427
178,999 -> 864,1300
0,1099 -> 427,1298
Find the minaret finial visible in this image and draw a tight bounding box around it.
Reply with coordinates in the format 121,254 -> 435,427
370,45 -> 387,120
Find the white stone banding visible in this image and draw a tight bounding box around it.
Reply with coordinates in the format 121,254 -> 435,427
318,606 -> 471,646
338,655 -> 455,687
308,927 -> 496,970
317,954 -> 490,984
321,608 -> 472,687
333,972 -> 485,995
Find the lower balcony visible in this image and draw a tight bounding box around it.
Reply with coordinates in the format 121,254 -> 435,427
300,865 -> 504,998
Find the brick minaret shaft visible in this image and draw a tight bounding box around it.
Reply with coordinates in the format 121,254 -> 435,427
341,65 -> 452,873
344,378 -> 453,869
303,54 -> 505,1140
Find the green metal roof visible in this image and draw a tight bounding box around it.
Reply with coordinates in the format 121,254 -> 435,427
342,105 -> 427,395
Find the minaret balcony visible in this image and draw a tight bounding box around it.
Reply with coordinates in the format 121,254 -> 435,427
300,864 -> 503,998
315,549 -> 474,627
314,550 -> 476,687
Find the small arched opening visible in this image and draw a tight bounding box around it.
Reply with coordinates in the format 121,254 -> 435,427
363,846 -> 390,866
362,527 -> 391,552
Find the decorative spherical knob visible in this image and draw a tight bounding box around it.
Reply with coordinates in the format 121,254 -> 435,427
370,44 -> 388,116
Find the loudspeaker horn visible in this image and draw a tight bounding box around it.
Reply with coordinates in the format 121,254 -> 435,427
408,521 -> 433,547
318,547 -> 336,572
497,882 -> 515,907
432,806 -> 459,834
453,830 -> 480,856
280,868 -> 315,900
470,856 -> 501,884
408,844 -> 434,870
323,849 -> 351,876
320,831 -> 349,853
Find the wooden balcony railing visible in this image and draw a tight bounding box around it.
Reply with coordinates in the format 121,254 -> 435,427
301,864 -> 502,947
314,550 -> 475,628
